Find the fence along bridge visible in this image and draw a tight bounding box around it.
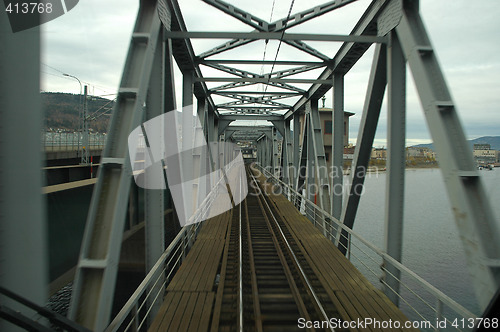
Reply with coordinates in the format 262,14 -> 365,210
1,0 -> 500,331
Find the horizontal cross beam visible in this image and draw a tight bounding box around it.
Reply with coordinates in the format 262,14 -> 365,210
165,31 -> 387,43
200,59 -> 325,66
212,91 -> 301,96
220,114 -> 284,121
197,77 -> 333,84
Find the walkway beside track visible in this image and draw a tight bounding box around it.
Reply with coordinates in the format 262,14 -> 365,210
149,168 -> 417,331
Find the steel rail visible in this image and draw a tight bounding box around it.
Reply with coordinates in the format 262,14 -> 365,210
248,169 -> 335,331
238,176 -> 243,332
243,197 -> 263,332
254,163 -> 478,321
246,167 -> 312,327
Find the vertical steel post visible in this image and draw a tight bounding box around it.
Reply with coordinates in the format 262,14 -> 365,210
272,127 -> 278,176
308,99 -> 331,235
283,119 -> 294,188
81,85 -> 90,164
196,98 -> 209,207
182,71 -> 194,221
332,75 -> 344,220
144,25 -> 166,320
306,107 -> 315,203
293,114 -> 300,172
383,30 -> 406,306
0,14 -> 46,331
295,113 -> 308,196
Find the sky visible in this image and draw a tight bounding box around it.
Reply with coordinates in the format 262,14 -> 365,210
40,0 -> 500,147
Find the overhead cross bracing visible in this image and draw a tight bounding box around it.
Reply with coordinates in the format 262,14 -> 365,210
62,0 -> 500,331
165,0 -> 390,144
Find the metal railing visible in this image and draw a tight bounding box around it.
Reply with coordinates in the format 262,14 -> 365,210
105,169 -> 230,332
254,163 -> 477,331
42,132 -> 106,151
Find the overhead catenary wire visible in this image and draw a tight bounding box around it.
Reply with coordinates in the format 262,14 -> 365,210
263,0 -> 296,95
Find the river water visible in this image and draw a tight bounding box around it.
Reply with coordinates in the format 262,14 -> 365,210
349,167 -> 500,325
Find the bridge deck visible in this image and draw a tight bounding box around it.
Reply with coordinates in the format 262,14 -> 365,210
149,170 -> 416,331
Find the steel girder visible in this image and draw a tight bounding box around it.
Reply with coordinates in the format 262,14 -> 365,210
219,114 -> 283,121
383,30 -> 406,306
201,59 -> 324,66
284,0 -> 392,120
212,91 -> 301,98
331,75 -> 344,222
167,0 -> 218,117
198,0 -> 359,59
144,24 -> 167,320
166,31 -> 386,44
295,113 -> 308,208
395,2 -> 500,311
69,1 -> 164,330
281,120 -> 295,187
67,0 -> 500,324
337,44 -> 386,252
308,100 -> 332,232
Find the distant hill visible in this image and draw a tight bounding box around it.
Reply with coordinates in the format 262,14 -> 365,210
413,136 -> 500,151
42,92 -> 114,132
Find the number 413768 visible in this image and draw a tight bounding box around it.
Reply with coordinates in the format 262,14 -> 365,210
5,2 -> 53,14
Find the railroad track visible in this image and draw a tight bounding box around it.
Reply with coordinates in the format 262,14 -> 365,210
213,166 -> 345,332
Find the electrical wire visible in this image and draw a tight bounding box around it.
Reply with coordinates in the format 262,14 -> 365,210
264,0 -> 295,95
41,62 -> 66,75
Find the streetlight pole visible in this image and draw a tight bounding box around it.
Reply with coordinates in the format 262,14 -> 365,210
63,73 -> 83,156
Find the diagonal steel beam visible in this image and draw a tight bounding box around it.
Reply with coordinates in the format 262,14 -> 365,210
202,62 -> 259,78
285,0 -> 391,120
167,0 -> 218,117
202,0 -> 268,31
199,0 -> 359,59
269,0 -> 359,31
68,2 -> 163,330
283,39 -> 331,61
210,81 -> 257,92
337,44 -> 386,253
396,2 -> 500,311
269,63 -> 326,79
197,38 -> 256,59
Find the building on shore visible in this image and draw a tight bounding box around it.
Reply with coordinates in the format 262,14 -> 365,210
405,146 -> 436,160
371,148 -> 387,160
297,105 -> 354,170
473,143 -> 497,165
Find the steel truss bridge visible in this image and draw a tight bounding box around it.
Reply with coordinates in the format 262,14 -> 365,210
1,0 -> 499,331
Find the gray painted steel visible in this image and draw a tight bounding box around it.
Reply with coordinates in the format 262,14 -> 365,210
332,75 -> 344,223
66,0 -> 500,324
308,100 -> 332,224
0,15 -> 47,332
337,44 -> 387,252
396,3 -> 500,310
165,31 -> 386,43
68,2 -> 164,330
144,27 -> 167,320
383,31 -> 406,306
284,0 -> 391,120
